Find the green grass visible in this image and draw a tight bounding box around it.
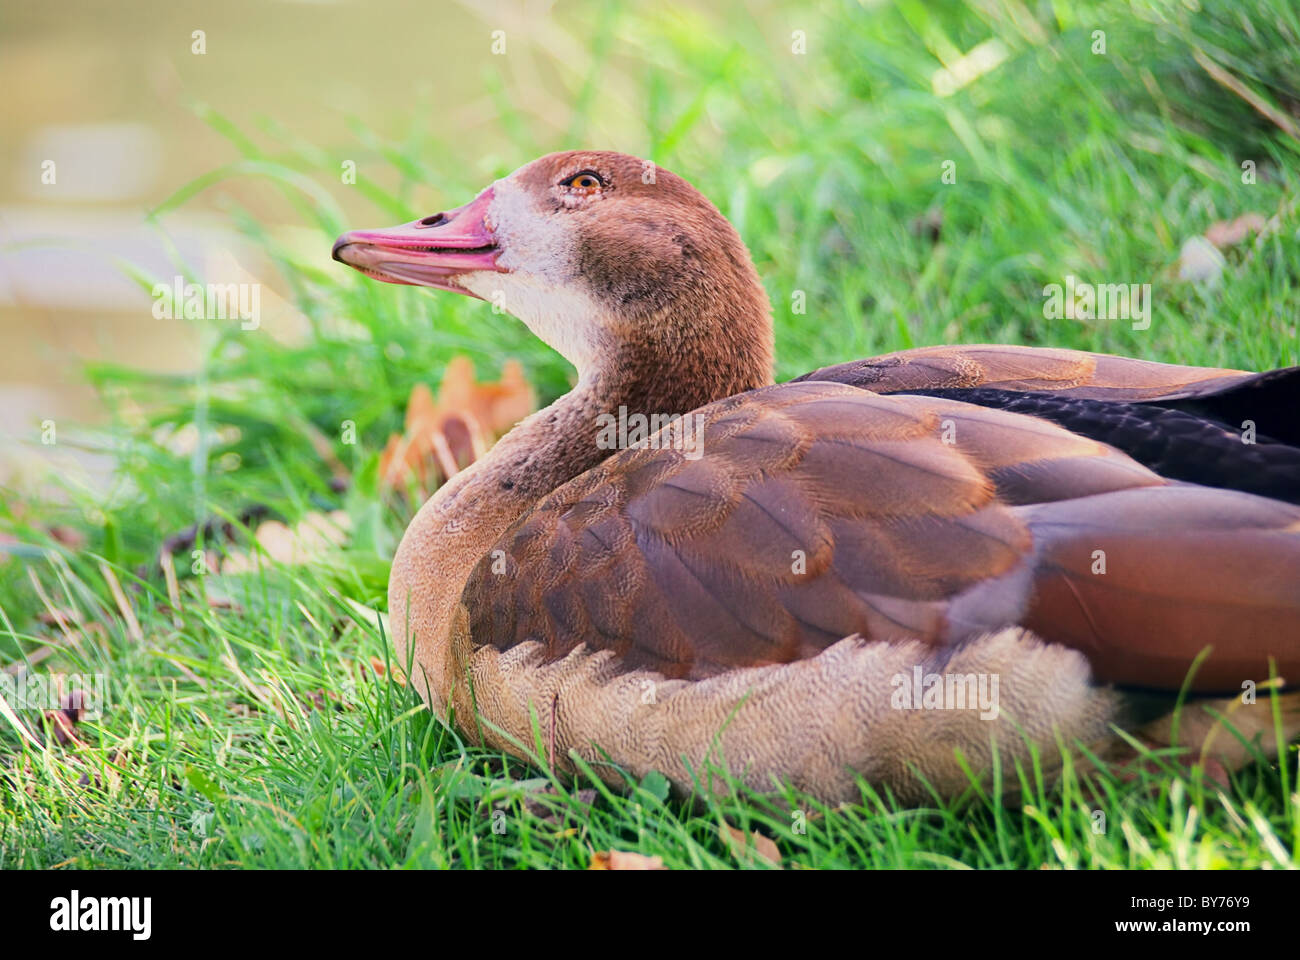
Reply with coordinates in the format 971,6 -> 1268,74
3,0 -> 1300,868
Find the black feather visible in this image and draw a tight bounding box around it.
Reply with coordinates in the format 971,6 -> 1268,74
896,387 -> 1300,504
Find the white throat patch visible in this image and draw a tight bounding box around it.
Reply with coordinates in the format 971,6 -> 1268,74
456,175 -> 609,374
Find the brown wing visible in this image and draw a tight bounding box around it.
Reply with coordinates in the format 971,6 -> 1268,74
794,343 -> 1250,401
1018,486 -> 1300,689
460,381 -> 1300,691
797,346 -> 1300,504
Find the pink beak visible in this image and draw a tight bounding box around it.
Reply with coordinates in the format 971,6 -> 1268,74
332,188 -> 505,298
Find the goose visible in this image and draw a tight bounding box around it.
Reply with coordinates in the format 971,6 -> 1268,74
333,151 -> 1300,803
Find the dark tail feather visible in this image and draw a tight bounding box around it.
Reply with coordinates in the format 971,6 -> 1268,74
1152,365 -> 1300,446
895,383 -> 1300,505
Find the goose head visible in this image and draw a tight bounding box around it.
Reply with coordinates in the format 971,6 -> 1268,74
333,150 -> 773,386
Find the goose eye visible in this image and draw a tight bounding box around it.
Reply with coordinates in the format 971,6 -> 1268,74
562,172 -> 603,192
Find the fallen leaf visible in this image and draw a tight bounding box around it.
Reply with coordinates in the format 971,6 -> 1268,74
909,206 -> 943,243
368,656 -> 407,686
61,688 -> 91,722
303,689 -> 338,712
159,504 -> 270,559
220,510 -> 351,573
589,850 -> 668,870
205,593 -> 244,613
47,525 -> 87,550
719,824 -> 782,868
518,784 -> 597,822
1205,212 -> 1268,249
380,356 -> 537,495
37,608 -> 83,627
43,709 -> 79,746
439,356 -> 536,438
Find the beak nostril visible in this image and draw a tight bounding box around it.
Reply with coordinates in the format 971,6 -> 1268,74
418,213 -> 448,227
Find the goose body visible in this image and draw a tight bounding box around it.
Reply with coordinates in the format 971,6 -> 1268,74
335,151 -> 1300,802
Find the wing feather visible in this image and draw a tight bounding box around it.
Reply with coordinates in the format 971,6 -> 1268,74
461,380 -> 1300,691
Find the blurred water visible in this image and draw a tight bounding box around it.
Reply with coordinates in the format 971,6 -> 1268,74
0,0 -> 573,483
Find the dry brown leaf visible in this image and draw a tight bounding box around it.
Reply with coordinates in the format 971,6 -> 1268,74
303,688 -> 345,712
719,824 -> 782,868
909,206 -> 943,243
61,689 -> 91,722
47,525 -> 87,550
220,510 -> 351,573
43,709 -> 82,747
589,850 -> 668,870
36,608 -> 83,627
379,356 -> 537,494
518,784 -> 596,823
368,656 -> 407,686
2,647 -> 54,676
38,690 -> 94,749
1205,212 -> 1268,249
437,356 -> 536,437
